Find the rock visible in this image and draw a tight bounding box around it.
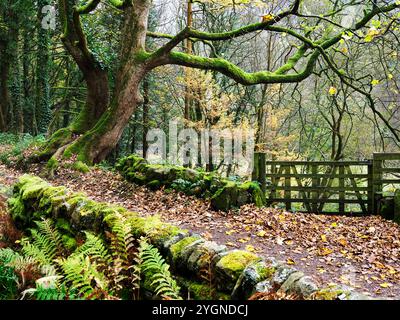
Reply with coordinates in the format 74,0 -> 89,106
231,260 -> 276,300
279,271 -> 304,293
271,264 -> 297,287
378,196 -> 394,220
211,182 -> 239,211
255,280 -> 274,294
169,236 -> 204,271
182,169 -> 200,183
292,276 -> 319,298
160,233 -> 188,257
215,250 -> 261,292
186,241 -> 227,273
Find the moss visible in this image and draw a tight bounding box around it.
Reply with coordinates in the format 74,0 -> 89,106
217,251 -> 260,278
146,180 -> 161,190
62,234 -> 77,251
311,288 -> 346,300
7,197 -> 26,225
177,277 -> 230,300
255,264 -> 275,281
170,236 -> 200,262
128,215 -> 184,243
46,157 -> 59,171
72,161 -> 90,173
56,218 -> 74,235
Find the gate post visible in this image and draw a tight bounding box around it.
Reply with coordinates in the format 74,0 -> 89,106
372,153 -> 383,215
252,152 -> 266,193
367,160 -> 374,214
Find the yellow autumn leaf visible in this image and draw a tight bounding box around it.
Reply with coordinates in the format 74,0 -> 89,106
329,87 -> 337,95
380,283 -> 393,288
319,247 -> 333,256
331,222 -> 338,228
287,258 -> 295,265
246,245 -> 256,252
262,14 -> 274,23
225,242 -> 236,247
256,230 -> 267,237
338,238 -> 348,246
225,229 -> 236,235
371,79 -> 380,86
238,238 -> 250,243
321,234 -> 327,242
388,74 -> 394,80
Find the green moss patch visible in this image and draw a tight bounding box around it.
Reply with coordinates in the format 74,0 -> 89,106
217,250 -> 260,279
116,155 -> 266,211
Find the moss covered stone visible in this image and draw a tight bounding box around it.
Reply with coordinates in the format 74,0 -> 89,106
169,236 -> 201,263
116,155 -> 266,211
215,250 -> 261,292
128,215 -> 184,245
177,277 -> 230,300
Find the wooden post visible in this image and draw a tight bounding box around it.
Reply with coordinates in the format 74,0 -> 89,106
367,160 -> 374,214
373,153 -> 383,215
339,165 -> 345,214
270,162 -> 277,204
252,152 -> 260,181
285,165 -> 291,211
258,153 -> 266,193
311,164 -> 318,212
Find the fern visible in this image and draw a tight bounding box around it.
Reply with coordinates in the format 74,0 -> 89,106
34,219 -> 63,257
58,255 -> 110,299
20,219 -> 64,268
0,248 -> 19,299
71,232 -> 111,266
139,239 -> 181,300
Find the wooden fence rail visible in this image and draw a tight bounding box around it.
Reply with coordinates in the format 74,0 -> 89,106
253,152 -> 400,215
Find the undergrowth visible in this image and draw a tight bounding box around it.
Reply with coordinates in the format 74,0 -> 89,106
0,217 -> 182,300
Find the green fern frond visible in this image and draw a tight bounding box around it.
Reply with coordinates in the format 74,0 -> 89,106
58,255 -> 110,300
71,232 -> 111,266
34,219 -> 63,253
139,239 -> 181,300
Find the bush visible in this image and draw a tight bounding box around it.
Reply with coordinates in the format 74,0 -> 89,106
0,133 -> 45,165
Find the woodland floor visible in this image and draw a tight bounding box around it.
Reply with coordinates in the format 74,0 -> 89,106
1,162 -> 400,298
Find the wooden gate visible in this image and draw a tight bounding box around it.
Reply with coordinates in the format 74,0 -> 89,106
262,160 -> 373,215
253,153 -> 400,215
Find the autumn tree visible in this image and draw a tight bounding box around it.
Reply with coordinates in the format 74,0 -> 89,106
32,0 -> 400,165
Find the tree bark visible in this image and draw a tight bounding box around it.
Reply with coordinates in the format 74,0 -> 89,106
35,0 -> 110,160
54,3 -> 151,164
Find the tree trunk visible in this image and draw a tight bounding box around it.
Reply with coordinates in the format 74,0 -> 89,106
35,0 -> 52,135
34,0 -> 110,161
0,40 -> 10,132
50,3 -> 151,164
142,76 -> 149,158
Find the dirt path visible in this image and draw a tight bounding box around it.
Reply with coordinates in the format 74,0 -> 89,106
1,163 -> 399,298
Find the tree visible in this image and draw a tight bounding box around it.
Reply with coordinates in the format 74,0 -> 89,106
34,0 -> 400,165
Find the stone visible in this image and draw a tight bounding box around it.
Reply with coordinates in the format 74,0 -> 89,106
378,196 -> 394,220
279,271 -> 305,293
231,260 -> 275,300
271,264 -> 297,287
255,280 -> 274,294
186,241 -> 227,273
211,182 -> 239,211
292,276 -> 319,298
182,169 -> 200,183
215,250 -> 261,292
